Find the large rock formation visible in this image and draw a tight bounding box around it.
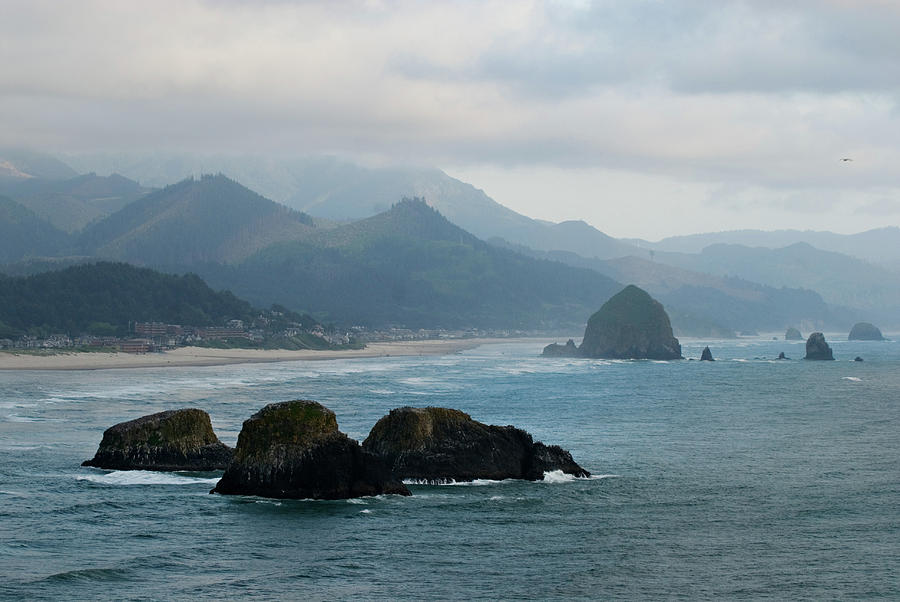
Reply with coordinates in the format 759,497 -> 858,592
700,346 -> 714,361
848,322 -> 885,341
541,339 -> 580,357
82,408 -> 232,471
362,406 -> 589,483
212,400 -> 409,499
785,327 -> 803,341
579,285 -> 682,359
804,332 -> 834,360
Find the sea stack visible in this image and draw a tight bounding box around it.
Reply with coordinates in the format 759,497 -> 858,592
578,285 -> 682,360
785,327 -> 803,341
848,322 -> 885,341
700,346 -> 714,361
212,400 -> 409,499
804,332 -> 834,360
82,408 -> 233,471
362,406 -> 589,483
541,338 -> 580,357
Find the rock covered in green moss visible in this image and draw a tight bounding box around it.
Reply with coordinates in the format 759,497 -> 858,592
804,332 -> 834,360
541,338 -> 580,357
785,327 -> 803,341
579,285 -> 682,360
362,407 -> 589,483
212,400 -> 409,499
82,408 -> 232,471
848,322 -> 885,341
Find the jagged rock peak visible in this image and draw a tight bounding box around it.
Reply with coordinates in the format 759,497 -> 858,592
700,346 -> 714,361
804,332 -> 834,360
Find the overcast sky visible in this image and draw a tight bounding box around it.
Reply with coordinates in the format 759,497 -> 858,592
2,0 -> 899,239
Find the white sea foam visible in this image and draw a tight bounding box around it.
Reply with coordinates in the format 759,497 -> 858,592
842,376 -> 862,382
359,509 -> 372,514
77,470 -> 220,486
403,477 -> 508,486
543,471 -> 618,482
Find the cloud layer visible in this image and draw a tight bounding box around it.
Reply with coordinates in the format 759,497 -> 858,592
2,0 -> 898,236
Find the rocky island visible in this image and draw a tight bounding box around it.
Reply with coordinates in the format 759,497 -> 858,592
785,327 -> 803,341
848,322 -> 885,341
82,408 -> 233,471
543,285 -> 682,360
362,406 -> 589,483
804,332 -> 834,360
212,400 -> 409,499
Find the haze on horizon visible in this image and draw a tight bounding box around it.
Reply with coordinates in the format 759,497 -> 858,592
2,0 -> 899,240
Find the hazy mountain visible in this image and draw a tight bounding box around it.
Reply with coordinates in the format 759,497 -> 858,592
195,199 -> 623,329
654,243 -> 900,314
0,173 -> 151,232
489,240 -> 846,334
0,196 -> 71,263
628,227 -> 900,268
0,149 -> 78,181
63,152 -> 644,260
79,174 -> 315,265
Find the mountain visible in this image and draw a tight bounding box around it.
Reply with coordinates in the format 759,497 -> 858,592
653,242 -> 900,314
629,227 -> 900,268
63,152 -> 644,260
0,149 -> 78,181
78,174 -> 315,265
0,173 -> 151,232
195,199 -> 623,329
0,262 -> 255,338
0,196 -> 71,263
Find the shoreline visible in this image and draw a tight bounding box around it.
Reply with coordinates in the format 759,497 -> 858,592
0,338 -> 534,371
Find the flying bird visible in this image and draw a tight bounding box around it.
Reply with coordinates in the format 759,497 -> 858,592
840,157 -> 853,162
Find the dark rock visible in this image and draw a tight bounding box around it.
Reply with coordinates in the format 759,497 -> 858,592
542,338 -> 581,357
212,400 -> 409,499
777,351 -> 789,360
700,346 -> 714,361
362,407 -> 589,483
82,408 -> 232,471
804,332 -> 834,360
579,285 -> 682,360
848,322 -> 885,341
785,327 -> 803,341
854,356 -> 864,362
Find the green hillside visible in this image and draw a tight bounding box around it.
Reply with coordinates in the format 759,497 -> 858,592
0,195 -> 71,263
0,262 -> 255,338
79,174 -> 315,265
197,199 -> 623,329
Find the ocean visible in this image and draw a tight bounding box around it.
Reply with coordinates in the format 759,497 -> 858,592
1,336 -> 898,600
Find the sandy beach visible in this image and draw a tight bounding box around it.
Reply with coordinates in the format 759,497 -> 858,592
0,339 -> 521,371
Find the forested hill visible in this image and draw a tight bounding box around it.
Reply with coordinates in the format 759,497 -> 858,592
0,195 -> 71,263
78,174 -> 316,265
0,262 -> 255,338
197,198 -> 624,329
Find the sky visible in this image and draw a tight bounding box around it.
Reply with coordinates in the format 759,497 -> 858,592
1,0 -> 899,239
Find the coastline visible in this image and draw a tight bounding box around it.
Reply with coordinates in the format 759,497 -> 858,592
0,338 -> 524,371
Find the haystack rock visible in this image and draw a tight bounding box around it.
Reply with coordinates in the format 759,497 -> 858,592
82,408 -> 232,471
785,327 -> 803,341
848,322 -> 885,341
700,346 -> 714,361
804,332 -> 834,360
362,407 -> 589,483
578,285 -> 682,360
212,400 -> 409,499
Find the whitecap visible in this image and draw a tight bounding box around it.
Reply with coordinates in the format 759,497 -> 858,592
77,470 -> 220,486
842,376 -> 862,382
402,477 -> 507,486
359,509 -> 372,514
543,470 -> 618,483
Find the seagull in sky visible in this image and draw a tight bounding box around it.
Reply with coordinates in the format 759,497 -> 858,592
840,157 -> 853,162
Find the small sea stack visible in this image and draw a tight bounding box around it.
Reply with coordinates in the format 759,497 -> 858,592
212,400 -> 409,500
82,408 -> 233,471
848,322 -> 885,341
854,356 -> 864,362
777,351 -> 789,360
542,338 -> 580,357
362,406 -> 589,483
804,332 -> 834,360
785,327 -> 803,341
700,346 -> 714,361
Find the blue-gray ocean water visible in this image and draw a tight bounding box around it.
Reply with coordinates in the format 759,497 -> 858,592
1,337 -> 898,600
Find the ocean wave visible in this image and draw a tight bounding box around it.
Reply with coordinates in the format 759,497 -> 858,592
542,470 -> 618,483
39,567 -> 131,583
403,477 -> 510,486
842,376 -> 862,382
76,470 -> 220,486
